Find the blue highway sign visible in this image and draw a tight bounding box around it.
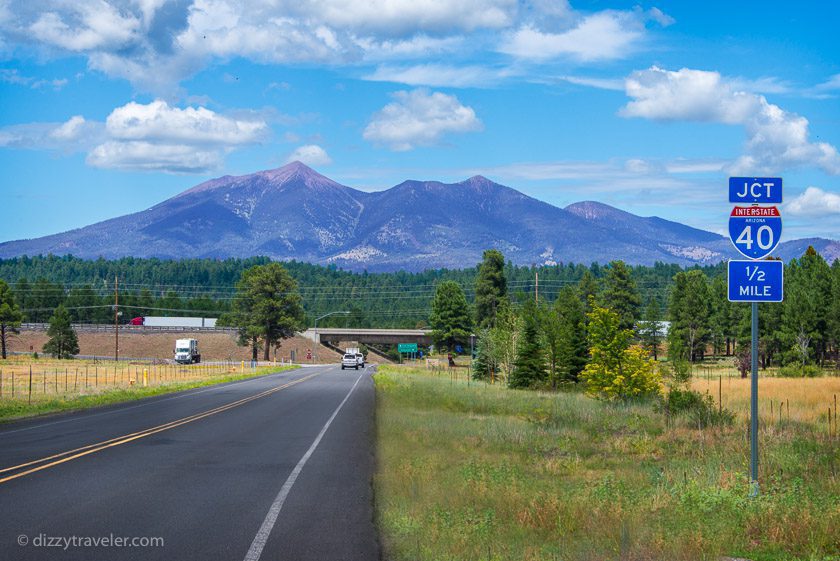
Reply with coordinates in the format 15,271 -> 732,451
729,177 -> 782,203
728,260 -> 784,302
729,206 -> 782,259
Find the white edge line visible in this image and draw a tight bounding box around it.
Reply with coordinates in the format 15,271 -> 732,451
0,367 -> 317,437
243,372 -> 365,561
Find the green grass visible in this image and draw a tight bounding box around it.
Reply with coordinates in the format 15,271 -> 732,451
374,365 -> 840,561
0,365 -> 298,422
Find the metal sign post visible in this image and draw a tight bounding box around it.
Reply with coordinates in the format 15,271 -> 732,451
726,176 -> 783,497
750,301 -> 759,497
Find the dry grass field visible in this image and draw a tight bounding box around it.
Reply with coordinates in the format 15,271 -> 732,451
0,357 -> 245,402
0,355 -> 300,421
691,374 -> 840,429
375,366 -> 840,561
7,328 -> 342,363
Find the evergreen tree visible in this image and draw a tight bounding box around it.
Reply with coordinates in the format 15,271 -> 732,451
222,263 -> 306,361
43,305 -> 79,359
558,288 -> 589,380
65,284 -> 103,323
599,260 -> 641,332
708,276 -> 729,356
14,277 -> 31,322
0,279 -> 23,359
577,270 -> 599,316
429,280 -> 472,352
638,297 -> 662,360
509,299 -> 546,389
830,259 -> 840,363
474,249 -> 507,329
30,278 -> 65,323
668,270 -> 712,362
472,328 -> 496,381
780,248 -> 832,366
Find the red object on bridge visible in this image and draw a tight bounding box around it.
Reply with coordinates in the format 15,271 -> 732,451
129,317 -> 145,325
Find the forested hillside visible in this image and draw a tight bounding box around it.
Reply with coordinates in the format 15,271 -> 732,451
0,255 -> 720,327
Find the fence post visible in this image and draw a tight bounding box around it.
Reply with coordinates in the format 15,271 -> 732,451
28,365 -> 32,404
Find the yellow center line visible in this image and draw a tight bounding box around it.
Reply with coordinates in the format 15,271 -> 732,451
0,372 -> 320,485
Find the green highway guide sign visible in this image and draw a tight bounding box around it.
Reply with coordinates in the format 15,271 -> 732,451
398,343 -> 418,353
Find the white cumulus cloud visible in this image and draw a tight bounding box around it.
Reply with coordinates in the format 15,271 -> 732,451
0,1 -> 667,93
620,66 -> 840,175
785,187 -> 840,217
499,8 -> 663,61
104,100 -> 266,144
87,141 -> 223,173
29,1 -> 141,52
285,144 -> 332,166
363,89 -> 482,151
1,99 -> 269,172
49,116 -> 88,141
87,99 -> 267,172
0,115 -> 104,151
364,64 -> 510,87
290,0 -> 515,35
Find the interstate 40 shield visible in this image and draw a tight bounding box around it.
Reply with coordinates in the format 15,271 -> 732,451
728,206 -> 782,260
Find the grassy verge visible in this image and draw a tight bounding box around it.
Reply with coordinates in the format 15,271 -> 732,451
0,365 -> 298,423
374,365 -> 840,561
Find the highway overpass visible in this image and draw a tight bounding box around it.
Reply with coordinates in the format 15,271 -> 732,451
300,328 -> 433,346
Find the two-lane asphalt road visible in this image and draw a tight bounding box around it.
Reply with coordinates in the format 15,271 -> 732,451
0,365 -> 379,560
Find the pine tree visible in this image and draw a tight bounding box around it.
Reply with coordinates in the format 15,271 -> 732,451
668,270 -> 711,362
472,328 -> 496,381
780,248 -> 832,366
509,299 -> 546,389
474,249 -> 507,329
0,280 -> 23,359
830,259 -> 840,364
638,297 -> 662,360
43,305 -> 79,359
30,278 -> 65,323
708,276 -> 729,357
577,270 -> 599,316
599,260 -> 641,332
221,263 -> 306,361
429,280 -> 472,352
14,277 -> 30,322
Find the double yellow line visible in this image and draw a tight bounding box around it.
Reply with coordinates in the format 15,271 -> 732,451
0,372 -> 319,485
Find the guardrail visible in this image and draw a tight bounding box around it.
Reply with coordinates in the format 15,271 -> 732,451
20,323 -> 239,334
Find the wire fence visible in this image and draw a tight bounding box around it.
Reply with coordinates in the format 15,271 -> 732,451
19,323 -> 238,333
0,360 -> 257,403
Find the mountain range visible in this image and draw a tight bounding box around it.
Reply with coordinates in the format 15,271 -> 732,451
1,162 -> 837,271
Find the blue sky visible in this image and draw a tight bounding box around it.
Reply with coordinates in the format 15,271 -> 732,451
1,1 -> 839,244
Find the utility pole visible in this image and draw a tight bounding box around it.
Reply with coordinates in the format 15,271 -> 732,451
313,311 -> 350,363
114,276 -> 119,362
535,270 -> 539,303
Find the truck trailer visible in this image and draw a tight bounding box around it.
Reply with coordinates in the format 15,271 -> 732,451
129,316 -> 217,328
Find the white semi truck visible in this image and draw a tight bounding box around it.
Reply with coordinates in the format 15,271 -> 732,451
174,339 -> 201,364
132,316 -> 217,327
